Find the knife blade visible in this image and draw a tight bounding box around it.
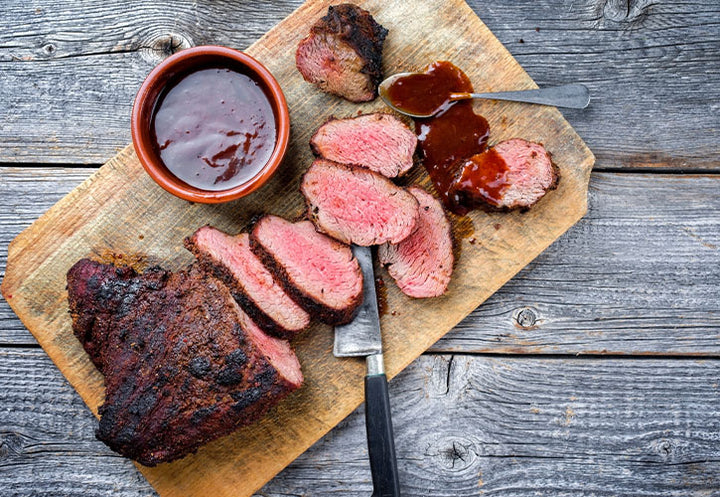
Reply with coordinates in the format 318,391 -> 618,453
334,245 -> 401,497
334,244 -> 382,357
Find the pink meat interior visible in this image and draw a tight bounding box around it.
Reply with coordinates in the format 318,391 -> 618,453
256,216 -> 362,310
193,227 -> 309,330
236,306 -> 303,388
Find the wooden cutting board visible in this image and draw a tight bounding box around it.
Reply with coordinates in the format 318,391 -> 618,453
1,0 -> 594,495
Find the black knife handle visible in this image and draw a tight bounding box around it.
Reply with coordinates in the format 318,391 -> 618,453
365,373 -> 401,497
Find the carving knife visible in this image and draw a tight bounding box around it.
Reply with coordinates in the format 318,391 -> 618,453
334,245 -> 401,497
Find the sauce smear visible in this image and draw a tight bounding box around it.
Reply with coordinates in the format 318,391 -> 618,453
151,67 -> 276,191
453,148 -> 509,207
389,61 -> 489,214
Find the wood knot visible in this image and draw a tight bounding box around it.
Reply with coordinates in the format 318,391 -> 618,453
649,438 -> 675,461
424,435 -> 478,472
514,307 -> 538,329
142,32 -> 193,64
602,0 -> 650,26
0,432 -> 25,461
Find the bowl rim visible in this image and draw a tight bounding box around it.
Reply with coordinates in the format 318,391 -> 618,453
131,45 -> 290,204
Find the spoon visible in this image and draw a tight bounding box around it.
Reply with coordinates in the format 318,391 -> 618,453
379,73 -> 590,118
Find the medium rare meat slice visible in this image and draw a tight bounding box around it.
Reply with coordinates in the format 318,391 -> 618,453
301,159 -> 420,246
452,138 -> 559,211
310,113 -> 417,177
185,226 -> 311,338
295,4 -> 388,102
66,259 -> 302,466
379,187 -> 454,298
250,215 -> 363,325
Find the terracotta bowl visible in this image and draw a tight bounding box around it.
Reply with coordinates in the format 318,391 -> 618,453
131,46 -> 290,203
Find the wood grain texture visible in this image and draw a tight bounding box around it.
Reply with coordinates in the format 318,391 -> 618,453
3,169 -> 718,355
2,349 -> 719,496
0,0 -> 717,169
0,1 -> 593,495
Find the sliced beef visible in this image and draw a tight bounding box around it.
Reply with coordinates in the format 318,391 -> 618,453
452,138 -> 558,211
185,226 -> 310,338
250,215 -> 363,325
310,113 -> 417,178
66,259 -> 302,466
295,4 -> 388,102
379,187 -> 454,298
301,159 -> 420,246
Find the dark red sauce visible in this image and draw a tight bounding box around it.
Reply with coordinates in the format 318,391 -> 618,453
385,66 -> 459,116
151,66 -> 276,191
453,148 -> 509,207
389,61 -> 490,214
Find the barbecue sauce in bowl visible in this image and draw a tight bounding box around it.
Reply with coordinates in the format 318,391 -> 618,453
151,66 -> 277,191
387,62 -> 490,214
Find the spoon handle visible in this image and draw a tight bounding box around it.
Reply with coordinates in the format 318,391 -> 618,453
467,83 -> 590,109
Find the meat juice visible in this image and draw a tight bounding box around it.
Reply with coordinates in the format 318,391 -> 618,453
151,66 -> 276,191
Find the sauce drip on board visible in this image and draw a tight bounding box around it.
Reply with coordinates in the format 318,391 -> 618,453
151,67 -> 276,191
389,61 -> 490,214
453,148 -> 509,207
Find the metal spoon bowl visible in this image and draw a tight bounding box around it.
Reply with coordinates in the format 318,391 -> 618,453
378,72 -> 590,118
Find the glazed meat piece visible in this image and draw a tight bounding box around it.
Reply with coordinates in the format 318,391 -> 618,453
379,187 -> 454,298
451,138 -> 559,211
250,215 -> 363,325
185,226 -> 311,338
310,113 -> 417,177
301,159 -> 419,246
295,4 -> 388,102
66,259 -> 303,466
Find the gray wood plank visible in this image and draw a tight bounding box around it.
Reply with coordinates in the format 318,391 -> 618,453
2,168 -> 718,354
1,348 -> 718,496
0,0 -> 718,168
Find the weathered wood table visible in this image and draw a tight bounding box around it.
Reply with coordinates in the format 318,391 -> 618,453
1,1 -> 718,495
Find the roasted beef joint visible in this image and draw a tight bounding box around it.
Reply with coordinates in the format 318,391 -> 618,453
296,4 -> 388,102
67,259 -> 303,466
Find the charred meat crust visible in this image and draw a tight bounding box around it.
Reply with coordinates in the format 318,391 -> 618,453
298,4 -> 388,102
248,232 -> 361,326
66,259 -> 301,466
315,4 -> 387,84
184,235 -> 300,340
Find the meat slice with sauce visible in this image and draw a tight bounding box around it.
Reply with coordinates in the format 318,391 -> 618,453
451,138 -> 559,211
310,113 -> 417,178
250,215 -> 363,325
301,159 -> 420,246
379,187 -> 454,298
295,4 -> 388,102
185,226 -> 311,338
